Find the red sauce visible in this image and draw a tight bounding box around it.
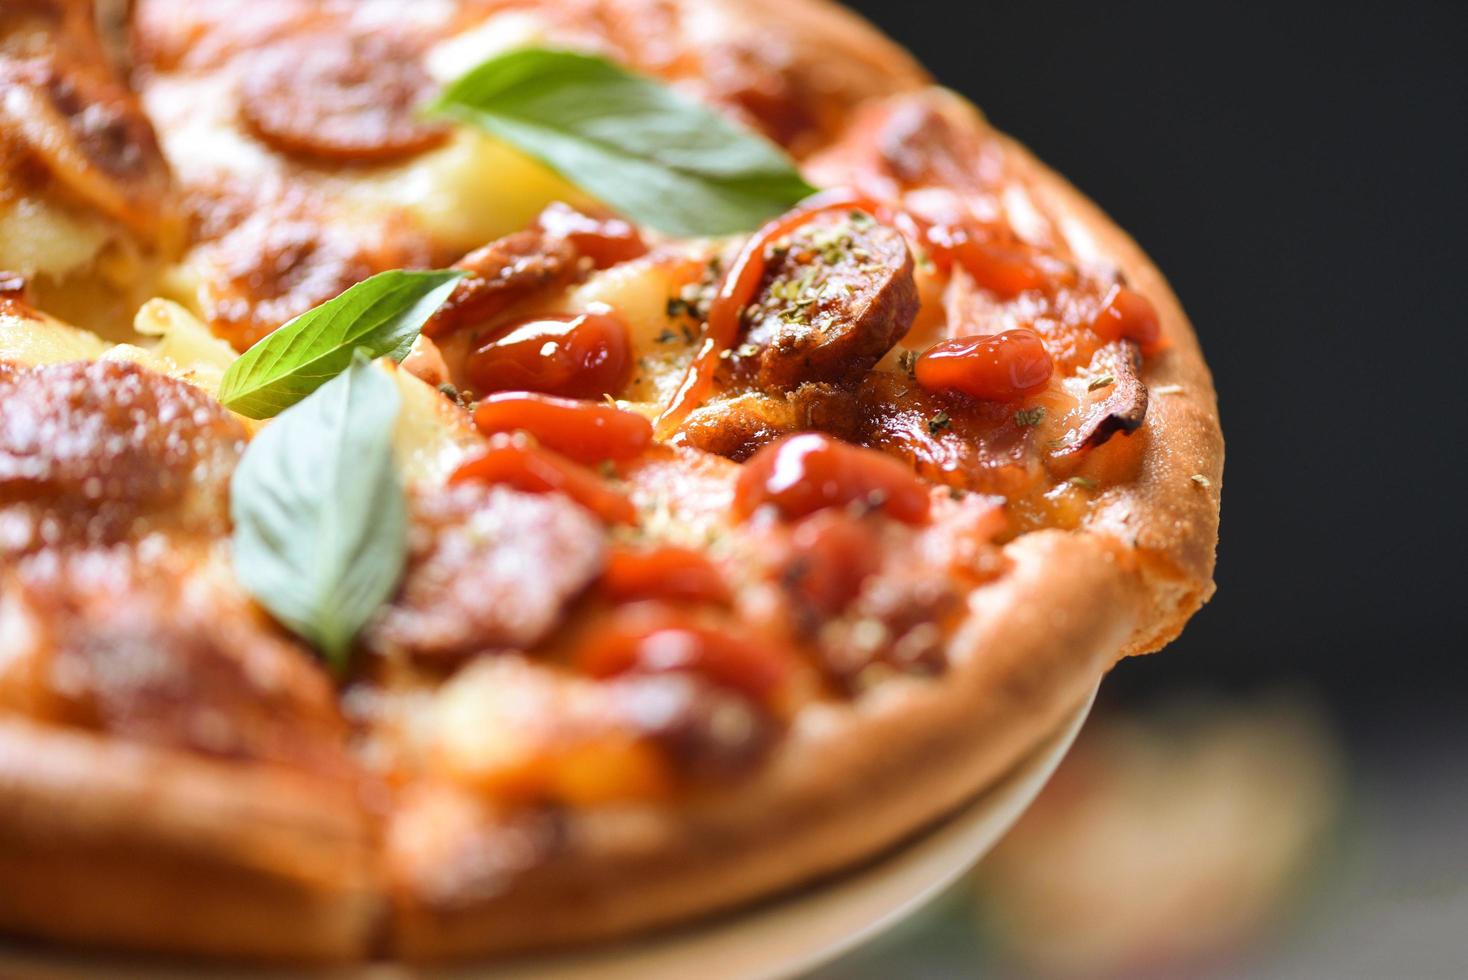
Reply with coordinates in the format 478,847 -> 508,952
653,187 -> 1151,433
914,328 -> 1054,401
536,202 -> 648,269
1091,284 -> 1163,353
601,547 -> 731,606
473,392 -> 652,463
465,307 -> 631,399
577,607 -> 789,702
656,191 -> 885,435
449,441 -> 636,525
784,511 -> 883,614
734,433 -> 930,524
905,218 -> 1047,299
949,238 -> 1047,298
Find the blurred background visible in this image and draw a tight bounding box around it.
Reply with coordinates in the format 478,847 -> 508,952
814,0 -> 1468,976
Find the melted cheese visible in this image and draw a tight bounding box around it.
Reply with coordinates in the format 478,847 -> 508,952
0,197 -> 110,280
0,305 -> 111,365
342,131 -> 593,255
388,362 -> 485,485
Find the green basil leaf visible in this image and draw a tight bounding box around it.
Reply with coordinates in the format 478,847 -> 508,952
230,353 -> 406,669
430,48 -> 817,237
218,269 -> 465,419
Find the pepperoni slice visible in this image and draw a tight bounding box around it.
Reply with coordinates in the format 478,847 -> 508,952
366,484 -> 607,664
423,230 -> 579,340
657,193 -> 885,434
238,31 -> 448,163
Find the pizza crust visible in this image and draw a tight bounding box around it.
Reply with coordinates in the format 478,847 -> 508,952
0,0 -> 1220,963
0,720 -> 378,961
1001,134 -> 1223,655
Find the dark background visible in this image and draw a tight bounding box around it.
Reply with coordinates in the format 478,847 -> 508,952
843,0 -> 1467,728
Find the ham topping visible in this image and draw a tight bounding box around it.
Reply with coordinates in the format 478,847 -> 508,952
0,360 -> 244,555
0,551 -> 350,777
367,484 -> 606,665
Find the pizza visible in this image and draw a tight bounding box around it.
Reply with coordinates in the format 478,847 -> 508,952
0,0 -> 1222,963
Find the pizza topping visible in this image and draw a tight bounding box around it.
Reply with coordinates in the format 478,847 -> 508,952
464,308 -> 633,400
0,552 -> 349,778
776,510 -> 885,619
1091,283 -> 1163,353
576,604 -> 791,706
600,546 -> 732,607
818,570 -> 958,688
238,30 -> 449,163
674,383 -> 858,461
430,48 -> 815,237
911,220 -> 1049,299
450,440 -> 637,525
914,328 -> 1054,402
734,432 -> 930,524
367,484 -> 606,665
0,1 -> 179,244
1015,405 -> 1047,426
0,360 -> 244,554
430,656 -> 673,804
659,195 -> 897,434
535,202 -> 649,270
853,371 -> 1043,498
217,269 -> 465,419
473,392 -> 652,464
760,510 -> 962,689
195,201 -> 433,351
1061,340 -> 1149,454
609,672 -> 778,782
729,209 -> 918,392
424,230 -> 580,340
1086,281 -> 1162,357
230,356 -> 407,669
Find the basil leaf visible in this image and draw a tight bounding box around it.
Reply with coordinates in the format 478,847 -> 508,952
431,48 -> 817,237
230,353 -> 407,669
218,269 -> 465,419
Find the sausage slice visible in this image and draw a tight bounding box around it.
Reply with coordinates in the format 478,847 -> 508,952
730,210 -> 917,393
423,230 -> 580,340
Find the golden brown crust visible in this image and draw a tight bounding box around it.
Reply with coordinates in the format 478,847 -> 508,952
0,0 -> 1220,964
0,719 -> 377,961
996,131 -> 1223,652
